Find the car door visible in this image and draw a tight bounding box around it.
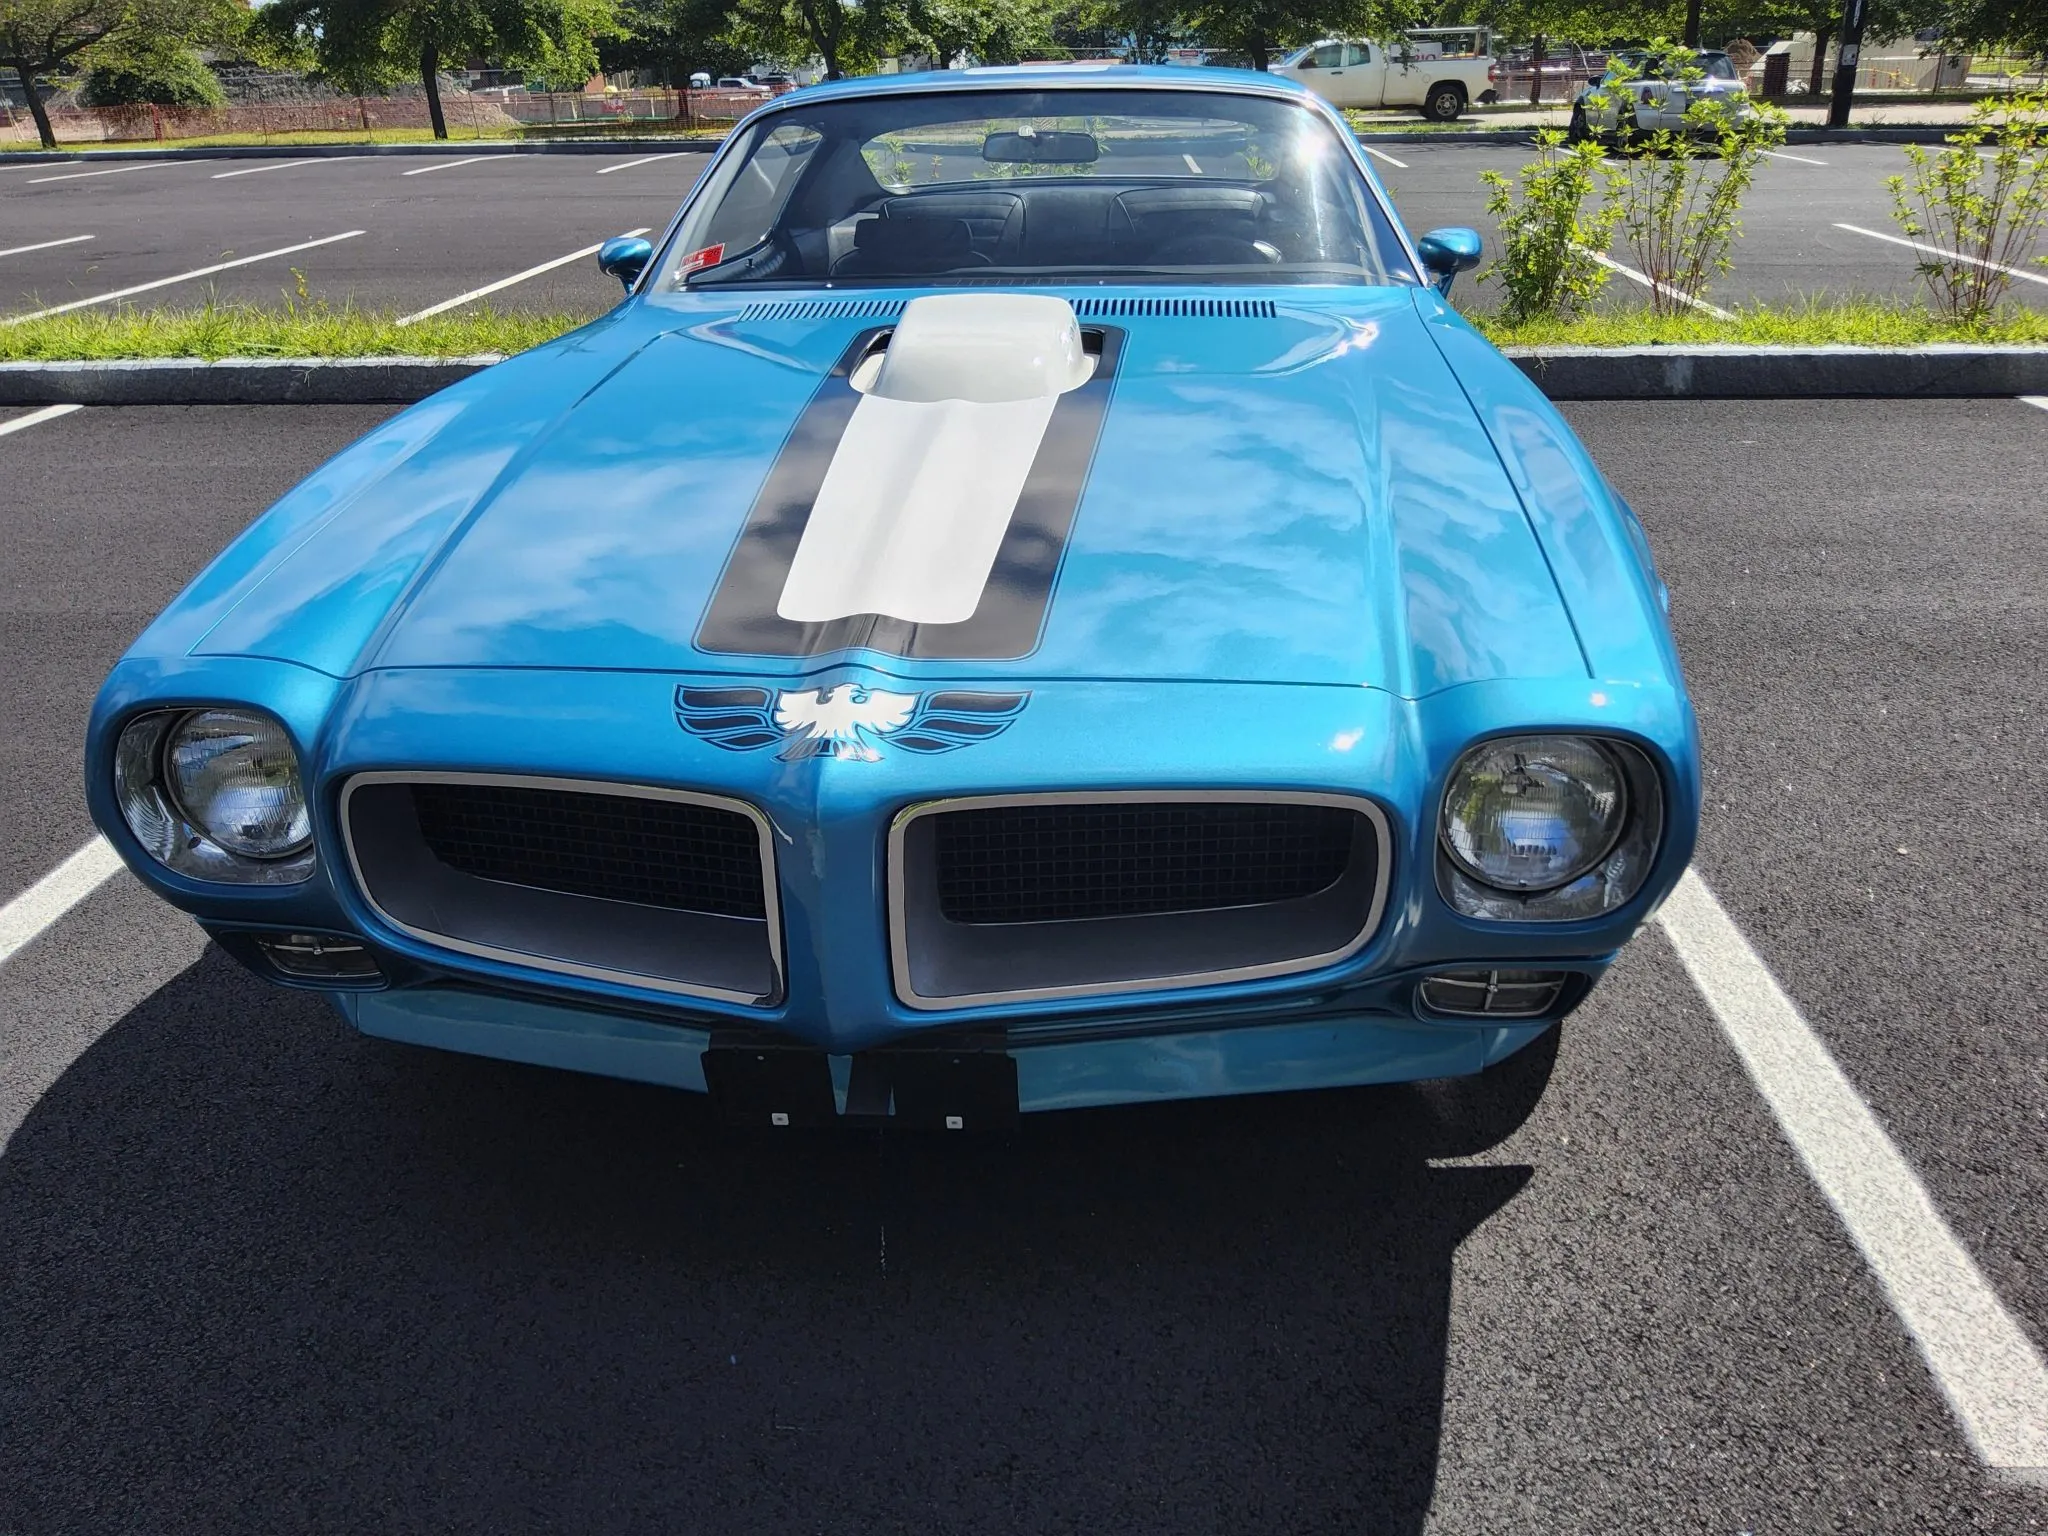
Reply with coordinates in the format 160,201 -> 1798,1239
1341,42 -> 1384,107
1296,41 -> 1369,108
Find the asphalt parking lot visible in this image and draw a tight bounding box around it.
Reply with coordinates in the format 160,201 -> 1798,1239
3,139 -> 2043,321
1,396 -> 2045,1532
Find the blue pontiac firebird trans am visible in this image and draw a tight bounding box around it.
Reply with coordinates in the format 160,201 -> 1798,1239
86,67 -> 1700,1128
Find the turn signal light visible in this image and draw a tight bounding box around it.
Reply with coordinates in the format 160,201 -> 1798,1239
1419,968 -> 1568,1017
254,932 -> 382,983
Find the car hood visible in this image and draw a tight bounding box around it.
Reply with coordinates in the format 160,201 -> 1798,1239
182,291 -> 1586,697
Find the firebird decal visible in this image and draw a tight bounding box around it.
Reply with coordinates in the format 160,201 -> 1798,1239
677,684 -> 1028,762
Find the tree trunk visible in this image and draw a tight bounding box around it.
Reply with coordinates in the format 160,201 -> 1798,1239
1683,0 -> 1703,47
420,39 -> 448,139
1529,34 -> 1544,104
1250,42 -> 1270,73
1807,25 -> 1831,96
15,66 -> 59,149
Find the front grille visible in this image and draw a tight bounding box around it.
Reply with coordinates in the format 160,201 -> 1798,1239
343,774 -> 780,1005
933,801 -> 1358,925
411,782 -> 767,919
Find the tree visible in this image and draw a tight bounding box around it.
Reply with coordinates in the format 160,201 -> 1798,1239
896,0 -> 1056,65
606,0 -> 752,84
1931,0 -> 2048,59
79,40 -> 225,105
1,0 -> 237,146
723,0 -> 895,77
257,0 -> 620,139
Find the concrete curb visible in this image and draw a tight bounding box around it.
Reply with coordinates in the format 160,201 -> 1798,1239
0,356 -> 503,405
1503,344 -> 2048,399
0,123 -> 1969,166
0,140 -> 727,166
6,346 -> 2046,407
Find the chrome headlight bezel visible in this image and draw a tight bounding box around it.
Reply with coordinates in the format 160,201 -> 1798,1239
1437,734 -> 1663,924
113,708 -> 316,885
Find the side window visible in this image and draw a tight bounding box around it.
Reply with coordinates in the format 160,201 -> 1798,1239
1345,43 -> 1372,66
695,124 -> 820,254
1311,43 -> 1346,68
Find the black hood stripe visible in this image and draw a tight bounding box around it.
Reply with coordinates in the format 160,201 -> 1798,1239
695,325 -> 1122,661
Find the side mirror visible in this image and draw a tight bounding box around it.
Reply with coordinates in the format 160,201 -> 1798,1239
597,234 -> 654,293
1416,227 -> 1483,295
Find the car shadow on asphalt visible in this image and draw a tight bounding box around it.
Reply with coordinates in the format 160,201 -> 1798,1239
0,946 -> 1550,1536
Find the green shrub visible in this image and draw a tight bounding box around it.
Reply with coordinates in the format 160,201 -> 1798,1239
1478,129 -> 1621,323
1602,40 -> 1786,315
1887,90 -> 2048,327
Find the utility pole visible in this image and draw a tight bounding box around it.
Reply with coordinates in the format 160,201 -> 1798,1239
1826,0 -> 1868,129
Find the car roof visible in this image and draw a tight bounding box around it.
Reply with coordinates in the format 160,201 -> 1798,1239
785,63 -> 1315,106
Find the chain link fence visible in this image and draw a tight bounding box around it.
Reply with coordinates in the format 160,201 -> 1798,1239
0,89 -> 771,146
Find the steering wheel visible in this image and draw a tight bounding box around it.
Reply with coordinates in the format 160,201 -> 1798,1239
1153,235 -> 1284,266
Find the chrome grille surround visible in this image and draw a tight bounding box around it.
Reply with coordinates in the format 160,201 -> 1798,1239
888,790 -> 1392,1011
340,771 -> 782,1006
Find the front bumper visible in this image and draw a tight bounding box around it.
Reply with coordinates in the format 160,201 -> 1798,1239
333,983 -> 1557,1115
91,657 -> 1696,1108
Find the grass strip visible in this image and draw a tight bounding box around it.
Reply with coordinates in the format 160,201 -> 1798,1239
0,302 -> 595,361
1,298 -> 2043,363
1474,299 -> 2048,348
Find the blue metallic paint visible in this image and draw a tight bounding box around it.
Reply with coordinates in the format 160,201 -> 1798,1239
1416,227 -> 1485,296
85,68 -> 1701,1113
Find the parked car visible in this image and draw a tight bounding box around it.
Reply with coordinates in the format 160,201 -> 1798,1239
88,67 -> 1699,1130
1569,48 -> 1751,140
1270,36 -> 1498,120
716,76 -> 772,95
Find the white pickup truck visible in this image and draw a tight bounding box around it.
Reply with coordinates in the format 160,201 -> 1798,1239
1270,33 -> 1498,121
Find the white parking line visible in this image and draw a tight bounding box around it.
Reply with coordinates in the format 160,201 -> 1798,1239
1585,249 -> 1736,319
2022,396 -> 2048,414
0,234 -> 94,260
1658,868 -> 2048,1473
401,155 -> 499,177
1760,149 -> 1829,165
597,153 -> 682,176
0,403 -> 83,437
0,838 -> 124,970
1358,143 -> 1408,169
1835,222 -> 2048,288
396,228 -> 650,325
1,230 -> 365,325
212,158 -> 357,179
1182,153 -> 1203,175
26,162 -> 190,185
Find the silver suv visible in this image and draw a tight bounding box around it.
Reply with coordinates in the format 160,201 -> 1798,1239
1568,50 -> 1750,142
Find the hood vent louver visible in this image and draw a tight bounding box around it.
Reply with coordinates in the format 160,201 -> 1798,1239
737,299 -> 907,322
1070,297 -> 1276,319
734,296 -> 1276,322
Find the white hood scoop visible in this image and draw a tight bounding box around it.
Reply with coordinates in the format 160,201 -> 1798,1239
776,293 -> 1095,628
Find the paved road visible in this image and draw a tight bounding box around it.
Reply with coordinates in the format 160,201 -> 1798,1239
3,140 -> 2037,323
1,398 -> 2045,1531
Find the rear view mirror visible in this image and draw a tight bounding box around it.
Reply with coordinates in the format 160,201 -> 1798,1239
982,130 -> 1100,164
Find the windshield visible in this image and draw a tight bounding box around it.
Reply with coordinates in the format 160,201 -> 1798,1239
654,87 -> 1411,291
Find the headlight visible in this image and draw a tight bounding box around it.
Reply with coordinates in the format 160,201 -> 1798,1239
114,708 -> 315,884
1438,735 -> 1661,922
1442,735 -> 1624,891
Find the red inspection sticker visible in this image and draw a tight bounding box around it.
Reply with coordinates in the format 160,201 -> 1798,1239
679,243 -> 726,274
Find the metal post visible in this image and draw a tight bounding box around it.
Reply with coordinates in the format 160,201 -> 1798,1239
1827,0 -> 1868,128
